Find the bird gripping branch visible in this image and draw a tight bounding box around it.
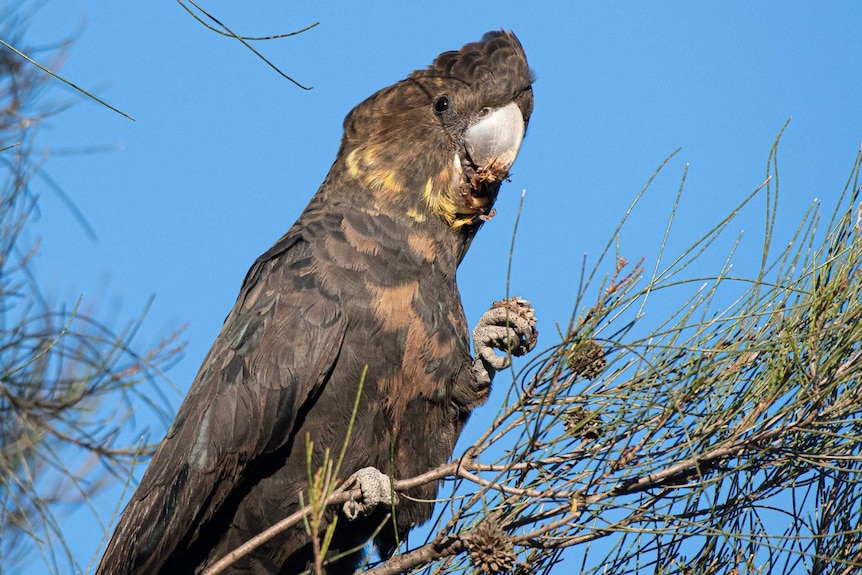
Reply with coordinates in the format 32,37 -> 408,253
97,30 -> 535,575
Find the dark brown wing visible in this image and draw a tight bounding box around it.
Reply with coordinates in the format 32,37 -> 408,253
96,228 -> 346,574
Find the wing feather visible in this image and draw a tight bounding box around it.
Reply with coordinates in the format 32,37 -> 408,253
96,230 -> 346,574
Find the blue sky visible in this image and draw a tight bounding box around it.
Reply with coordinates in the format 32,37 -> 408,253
11,1 -> 862,573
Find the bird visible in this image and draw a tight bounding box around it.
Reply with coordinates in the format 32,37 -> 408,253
96,30 -> 535,575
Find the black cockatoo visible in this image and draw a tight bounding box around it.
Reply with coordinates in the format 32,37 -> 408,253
97,30 -> 535,574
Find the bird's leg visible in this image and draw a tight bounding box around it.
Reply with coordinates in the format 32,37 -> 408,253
472,297 -> 538,387
342,467 -> 397,520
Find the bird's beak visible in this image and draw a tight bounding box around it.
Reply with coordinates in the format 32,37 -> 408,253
463,101 -> 525,182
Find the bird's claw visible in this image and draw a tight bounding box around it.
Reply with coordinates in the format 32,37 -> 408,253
472,297 -> 538,386
342,467 -> 396,520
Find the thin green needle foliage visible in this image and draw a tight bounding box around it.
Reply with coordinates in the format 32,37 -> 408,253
1,9 -> 183,573
363,132 -> 862,575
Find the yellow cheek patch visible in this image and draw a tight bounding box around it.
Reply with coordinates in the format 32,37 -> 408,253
346,148 -> 363,180
406,207 -> 426,223
349,148 -> 479,228
422,173 -> 480,229
422,176 -> 458,226
347,148 -> 404,195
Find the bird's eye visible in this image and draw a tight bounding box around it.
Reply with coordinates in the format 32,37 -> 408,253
433,95 -> 451,115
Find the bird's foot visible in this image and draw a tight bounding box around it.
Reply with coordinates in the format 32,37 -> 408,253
472,297 -> 538,386
342,467 -> 396,520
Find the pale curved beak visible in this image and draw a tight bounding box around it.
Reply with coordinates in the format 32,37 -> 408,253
463,101 -> 525,176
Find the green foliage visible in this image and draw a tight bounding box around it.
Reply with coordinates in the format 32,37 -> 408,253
372,132 -> 862,575
5,5 -> 862,573
0,7 -> 183,572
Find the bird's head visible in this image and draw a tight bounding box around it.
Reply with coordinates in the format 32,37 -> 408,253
339,30 -> 534,229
